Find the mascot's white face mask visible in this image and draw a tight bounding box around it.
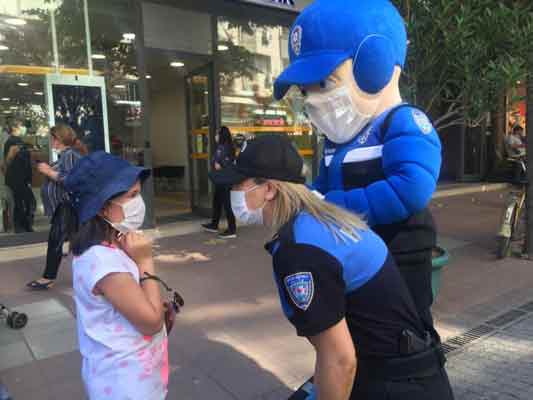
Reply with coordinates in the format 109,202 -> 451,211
303,60 -> 381,144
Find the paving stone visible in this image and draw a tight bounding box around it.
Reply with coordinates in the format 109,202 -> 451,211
447,314 -> 533,399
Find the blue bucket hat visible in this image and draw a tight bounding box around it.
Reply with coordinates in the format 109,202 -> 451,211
64,151 -> 150,224
274,0 -> 407,100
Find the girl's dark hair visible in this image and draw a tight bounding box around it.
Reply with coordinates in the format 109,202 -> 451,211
70,215 -> 116,256
218,126 -> 235,153
69,193 -> 124,256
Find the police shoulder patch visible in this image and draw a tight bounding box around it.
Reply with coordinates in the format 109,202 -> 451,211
411,109 -> 433,135
284,272 -> 314,311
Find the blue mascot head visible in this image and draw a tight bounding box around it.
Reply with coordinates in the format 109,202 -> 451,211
274,0 -> 407,100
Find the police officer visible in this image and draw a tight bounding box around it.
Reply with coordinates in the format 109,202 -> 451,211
210,135 -> 454,400
274,0 -> 441,342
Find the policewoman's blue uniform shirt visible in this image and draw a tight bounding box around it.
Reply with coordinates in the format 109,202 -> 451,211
313,104 -> 441,228
266,212 -> 424,359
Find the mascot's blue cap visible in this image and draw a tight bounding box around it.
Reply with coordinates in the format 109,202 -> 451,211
274,0 -> 407,100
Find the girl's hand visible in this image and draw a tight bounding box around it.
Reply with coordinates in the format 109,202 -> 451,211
119,231 -> 154,270
214,162 -> 222,171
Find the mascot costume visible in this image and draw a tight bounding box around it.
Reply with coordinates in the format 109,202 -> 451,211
275,1 -> 447,399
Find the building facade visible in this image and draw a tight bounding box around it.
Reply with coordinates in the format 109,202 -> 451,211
0,0 -> 319,246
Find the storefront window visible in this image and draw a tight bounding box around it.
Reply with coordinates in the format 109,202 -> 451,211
0,0 -> 141,238
88,0 -> 144,165
1,1 -> 58,235
217,16 -> 315,182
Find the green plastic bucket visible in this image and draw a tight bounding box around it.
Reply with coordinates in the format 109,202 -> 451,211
432,246 -> 450,299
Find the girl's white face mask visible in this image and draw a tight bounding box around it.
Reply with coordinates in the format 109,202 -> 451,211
107,194 -> 146,234
230,185 -> 265,226
304,84 -> 378,144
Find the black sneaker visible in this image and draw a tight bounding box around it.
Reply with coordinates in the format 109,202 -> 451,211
201,223 -> 219,233
218,230 -> 237,239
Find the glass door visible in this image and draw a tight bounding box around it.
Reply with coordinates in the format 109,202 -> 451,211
186,64 -> 214,213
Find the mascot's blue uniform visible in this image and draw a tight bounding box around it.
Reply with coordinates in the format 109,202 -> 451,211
274,0 -> 441,342
314,104 -> 441,340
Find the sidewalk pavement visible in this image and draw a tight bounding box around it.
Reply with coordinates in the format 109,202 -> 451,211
1,189 -> 533,399
0,182 -> 509,259
446,311 -> 533,400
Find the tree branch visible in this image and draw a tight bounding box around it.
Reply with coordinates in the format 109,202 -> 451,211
433,102 -> 464,128
436,118 -> 466,131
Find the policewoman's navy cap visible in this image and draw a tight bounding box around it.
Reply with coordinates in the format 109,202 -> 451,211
64,151 -> 150,224
209,134 -> 306,186
274,0 -> 407,100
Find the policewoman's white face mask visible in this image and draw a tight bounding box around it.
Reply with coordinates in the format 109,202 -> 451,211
304,84 -> 377,144
107,194 -> 146,234
230,185 -> 265,226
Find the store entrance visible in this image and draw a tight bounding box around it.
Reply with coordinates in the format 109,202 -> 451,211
145,49 -> 214,223
186,64 -> 215,214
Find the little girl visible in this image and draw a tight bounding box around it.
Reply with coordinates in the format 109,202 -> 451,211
65,151 -> 168,399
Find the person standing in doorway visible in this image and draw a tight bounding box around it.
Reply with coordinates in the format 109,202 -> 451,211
202,126 -> 237,239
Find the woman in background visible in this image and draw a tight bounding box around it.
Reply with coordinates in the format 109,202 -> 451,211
26,124 -> 86,290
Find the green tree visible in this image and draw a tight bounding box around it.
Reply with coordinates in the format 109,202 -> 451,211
393,0 -> 533,131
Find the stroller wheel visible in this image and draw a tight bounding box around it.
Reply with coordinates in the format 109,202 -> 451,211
7,312 -> 28,329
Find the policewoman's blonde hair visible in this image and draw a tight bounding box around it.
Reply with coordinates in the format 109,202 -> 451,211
262,176 -> 368,242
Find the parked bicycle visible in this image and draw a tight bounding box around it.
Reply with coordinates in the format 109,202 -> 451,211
497,156 -> 527,259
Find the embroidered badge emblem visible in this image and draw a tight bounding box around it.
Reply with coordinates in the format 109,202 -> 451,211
412,109 -> 433,135
291,25 -> 303,56
285,272 -> 314,311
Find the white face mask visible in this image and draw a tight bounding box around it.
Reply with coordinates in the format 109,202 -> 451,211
107,194 -> 146,234
230,185 -> 265,226
304,85 -> 377,144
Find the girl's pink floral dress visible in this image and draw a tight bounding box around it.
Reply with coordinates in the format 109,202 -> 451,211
73,245 -> 169,399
